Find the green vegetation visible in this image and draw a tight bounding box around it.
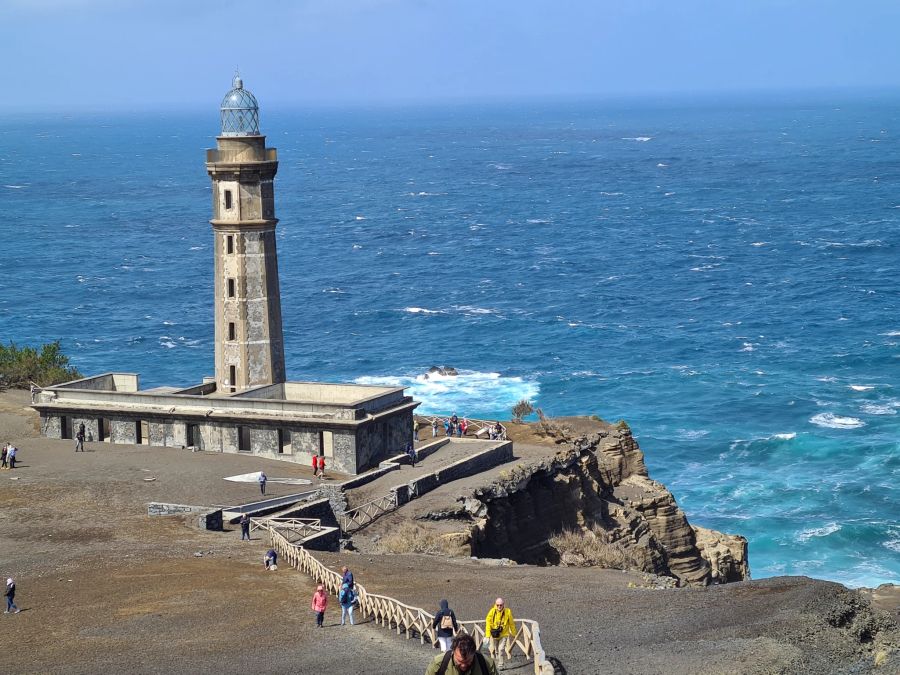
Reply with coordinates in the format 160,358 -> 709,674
511,398 -> 534,423
0,341 -> 81,390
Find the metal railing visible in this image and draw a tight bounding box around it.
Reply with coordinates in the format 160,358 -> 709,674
417,415 -> 507,440
264,522 -> 553,674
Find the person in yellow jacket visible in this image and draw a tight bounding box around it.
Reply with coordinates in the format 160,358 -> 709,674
484,597 -> 515,667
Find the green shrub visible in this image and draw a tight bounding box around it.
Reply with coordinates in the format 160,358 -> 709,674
511,398 -> 534,423
0,341 -> 81,389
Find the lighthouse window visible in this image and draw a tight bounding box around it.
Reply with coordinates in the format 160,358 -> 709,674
227,278 -> 236,297
224,189 -> 233,210
228,322 -> 236,341
226,235 -> 234,254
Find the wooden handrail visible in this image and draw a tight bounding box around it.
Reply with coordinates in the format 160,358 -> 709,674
339,492 -> 397,533
264,523 -> 553,674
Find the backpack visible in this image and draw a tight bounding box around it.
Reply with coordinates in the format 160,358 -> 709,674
437,650 -> 488,675
340,587 -> 355,605
440,613 -> 454,630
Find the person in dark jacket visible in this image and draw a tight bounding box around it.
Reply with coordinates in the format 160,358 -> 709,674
239,513 -> 250,541
341,565 -> 354,589
5,578 -> 20,614
432,598 -> 459,651
425,634 -> 498,675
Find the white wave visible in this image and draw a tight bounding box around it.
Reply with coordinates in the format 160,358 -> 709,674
403,307 -> 440,314
622,136 -> 652,142
751,242 -> 768,247
189,246 -> 203,251
453,305 -> 498,316
354,369 -> 539,417
354,215 -> 366,221
159,339 -> 176,349
427,251 -> 441,256
810,413 -> 865,429
4,184 -> 27,189
352,244 -> 363,250
162,320 -> 175,326
816,376 -> 837,383
323,287 -> 346,294
664,192 -> 675,197
860,402 -> 897,416
848,385 -> 874,391
676,429 -> 709,440
740,342 -> 755,352
771,433 -> 797,440
880,330 -> 900,337
408,191 -> 445,196
797,522 -> 841,543
884,538 -> 900,554
489,163 -> 511,170
657,163 -> 667,167
526,219 -> 550,224
599,191 -> 622,196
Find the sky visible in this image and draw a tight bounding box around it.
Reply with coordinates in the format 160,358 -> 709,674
3,0 -> 900,111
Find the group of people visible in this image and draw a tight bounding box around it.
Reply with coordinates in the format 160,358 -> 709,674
310,566 -> 356,628
413,416 -> 508,443
427,596 -> 515,672
1,443 -> 18,469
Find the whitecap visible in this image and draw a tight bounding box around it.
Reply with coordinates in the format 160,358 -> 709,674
664,192 -> 675,197
526,219 -> 550,224
453,305 -> 498,316
676,429 -> 709,440
427,252 -> 441,256
797,523 -> 841,542
848,385 -> 874,391
323,288 -> 346,294
809,413 -> 865,429
816,376 -> 837,383
771,433 -> 796,440
751,242 -> 768,247
354,215 -> 366,221
4,185 -> 27,189
657,163 -> 667,167
740,342 -> 755,352
599,191 -> 622,196
189,246 -> 203,251
162,320 -> 175,326
354,369 -> 539,417
403,307 -> 440,314
489,163 -> 511,170
860,402 -> 897,416
880,330 -> 900,337
884,538 -> 900,554
352,244 -> 363,250
622,137 -> 652,142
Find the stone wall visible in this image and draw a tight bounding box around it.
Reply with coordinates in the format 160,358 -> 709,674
147,502 -> 223,531
407,442 -> 513,499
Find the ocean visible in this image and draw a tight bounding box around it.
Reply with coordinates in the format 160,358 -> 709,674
2,93 -> 898,587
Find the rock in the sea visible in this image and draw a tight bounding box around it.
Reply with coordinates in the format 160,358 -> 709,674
424,365 -> 459,379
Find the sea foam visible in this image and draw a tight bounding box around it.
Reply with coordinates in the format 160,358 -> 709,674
810,413 -> 865,429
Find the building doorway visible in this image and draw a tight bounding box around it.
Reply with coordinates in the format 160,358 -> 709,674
278,429 -> 292,454
60,416 -> 72,440
238,426 -> 251,452
320,430 -> 333,458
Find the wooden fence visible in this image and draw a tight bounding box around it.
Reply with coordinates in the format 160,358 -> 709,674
338,492 -> 397,533
264,522 -> 553,675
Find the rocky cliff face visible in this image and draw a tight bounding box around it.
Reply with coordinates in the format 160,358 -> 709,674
460,421 -> 749,586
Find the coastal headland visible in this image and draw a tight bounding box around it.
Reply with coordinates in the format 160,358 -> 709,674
1,389 -> 897,674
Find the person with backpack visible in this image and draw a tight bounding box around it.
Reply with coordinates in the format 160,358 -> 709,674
431,599 -> 459,651
338,581 -> 356,625
485,597 -> 515,667
425,634 -> 498,675
5,578 -> 20,614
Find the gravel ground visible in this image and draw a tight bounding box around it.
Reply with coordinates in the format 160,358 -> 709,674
1,391 -> 896,675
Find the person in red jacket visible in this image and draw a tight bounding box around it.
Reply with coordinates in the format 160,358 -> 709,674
311,584 -> 328,628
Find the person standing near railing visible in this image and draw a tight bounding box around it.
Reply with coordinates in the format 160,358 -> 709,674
339,581 -> 356,625
431,599 -> 459,651
485,598 -> 515,667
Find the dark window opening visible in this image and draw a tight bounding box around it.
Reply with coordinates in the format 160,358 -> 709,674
97,418 -> 109,442
278,429 -> 291,454
238,426 -> 251,452
227,278 -> 236,298
228,322 -> 236,341
229,365 -> 237,393
60,416 -> 72,440
224,189 -> 233,210
226,235 -> 234,254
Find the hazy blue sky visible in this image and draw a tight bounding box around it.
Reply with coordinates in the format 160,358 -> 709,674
4,0 -> 900,111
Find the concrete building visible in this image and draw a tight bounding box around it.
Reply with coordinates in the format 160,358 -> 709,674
33,76 -> 417,474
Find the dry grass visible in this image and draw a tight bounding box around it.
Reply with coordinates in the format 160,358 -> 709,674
374,521 -> 459,555
549,527 -> 646,571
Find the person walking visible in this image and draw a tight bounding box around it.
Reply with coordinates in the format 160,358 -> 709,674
239,513 -> 250,541
431,418 -> 438,438
7,445 -> 17,470
341,565 -> 354,590
264,548 -> 278,570
4,578 -> 19,614
414,418 -> 420,442
339,581 -> 356,625
1,444 -> 7,469
431,599 -> 459,652
75,426 -> 85,452
460,418 -> 468,437
425,634 -> 498,675
485,597 -> 515,667
406,442 -> 416,467
311,584 -> 328,628
258,471 -> 267,495
317,456 -> 326,480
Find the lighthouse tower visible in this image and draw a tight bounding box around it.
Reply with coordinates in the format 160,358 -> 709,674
206,75 -> 285,393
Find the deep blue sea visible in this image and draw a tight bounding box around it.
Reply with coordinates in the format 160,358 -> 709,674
2,94 -> 898,587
